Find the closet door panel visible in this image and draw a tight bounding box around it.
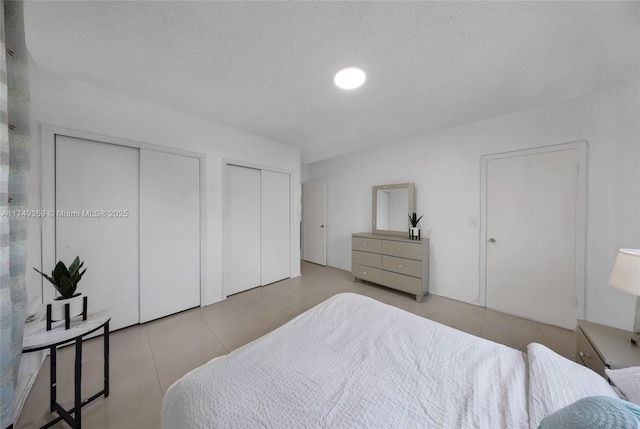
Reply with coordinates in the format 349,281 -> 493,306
261,170 -> 290,285
223,165 -> 261,295
140,150 -> 201,323
55,136 -> 140,331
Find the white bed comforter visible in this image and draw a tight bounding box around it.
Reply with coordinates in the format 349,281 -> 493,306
162,293 -> 529,428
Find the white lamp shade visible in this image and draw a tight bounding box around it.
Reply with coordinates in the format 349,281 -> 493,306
609,249 -> 640,296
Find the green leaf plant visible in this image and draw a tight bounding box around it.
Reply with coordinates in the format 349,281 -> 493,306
34,256 -> 86,299
408,213 -> 424,228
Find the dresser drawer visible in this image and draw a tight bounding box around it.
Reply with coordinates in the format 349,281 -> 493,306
352,237 -> 382,253
352,264 -> 382,284
577,326 -> 606,376
381,271 -> 422,295
382,240 -> 422,260
382,255 -> 422,278
352,251 -> 382,268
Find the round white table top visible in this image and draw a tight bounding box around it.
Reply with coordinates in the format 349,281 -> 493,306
22,310 -> 110,352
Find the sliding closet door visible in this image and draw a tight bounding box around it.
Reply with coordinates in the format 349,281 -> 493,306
55,136 -> 140,331
139,150 -> 201,323
261,170 -> 290,285
224,165 -> 261,295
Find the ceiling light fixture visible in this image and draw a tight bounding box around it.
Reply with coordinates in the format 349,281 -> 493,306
334,67 -> 366,90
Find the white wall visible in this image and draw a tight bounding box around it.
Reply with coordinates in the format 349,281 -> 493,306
30,66 -> 301,308
305,80 -> 640,331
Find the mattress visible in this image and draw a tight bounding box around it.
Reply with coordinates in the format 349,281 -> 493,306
162,293 -> 534,428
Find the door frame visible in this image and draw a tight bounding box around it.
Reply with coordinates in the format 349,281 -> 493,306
479,141 -> 588,320
40,124 -> 207,305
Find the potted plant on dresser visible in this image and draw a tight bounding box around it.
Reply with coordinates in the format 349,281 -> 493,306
34,256 -> 87,329
408,213 -> 423,240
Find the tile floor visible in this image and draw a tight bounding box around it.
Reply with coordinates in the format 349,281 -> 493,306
16,261 -> 577,429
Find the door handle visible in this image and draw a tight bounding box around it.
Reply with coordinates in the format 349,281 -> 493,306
320,225 -> 325,228
489,238 -> 496,243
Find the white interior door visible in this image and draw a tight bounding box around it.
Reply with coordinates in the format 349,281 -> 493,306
55,136 -> 140,331
224,165 -> 261,295
139,150 -> 200,323
486,149 -> 578,329
302,180 -> 326,266
261,170 -> 290,285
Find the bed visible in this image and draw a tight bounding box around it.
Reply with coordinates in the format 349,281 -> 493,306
161,293 -> 628,428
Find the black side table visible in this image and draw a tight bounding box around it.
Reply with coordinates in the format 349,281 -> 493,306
22,310 -> 110,429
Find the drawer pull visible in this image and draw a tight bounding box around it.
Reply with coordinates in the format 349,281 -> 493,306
363,271 -> 367,275
398,264 -> 402,268
398,248 -> 403,252
363,244 -> 367,247
397,281 -> 403,285
579,351 -> 590,358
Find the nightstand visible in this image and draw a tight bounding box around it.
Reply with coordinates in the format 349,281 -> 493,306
576,319 -> 640,377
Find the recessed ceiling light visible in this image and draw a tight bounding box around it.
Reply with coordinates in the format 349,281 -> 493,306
334,67 -> 366,90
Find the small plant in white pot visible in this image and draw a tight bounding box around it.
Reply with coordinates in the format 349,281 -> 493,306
34,256 -> 87,321
408,213 -> 423,240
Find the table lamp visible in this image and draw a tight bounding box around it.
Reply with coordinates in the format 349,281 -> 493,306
608,249 -> 640,346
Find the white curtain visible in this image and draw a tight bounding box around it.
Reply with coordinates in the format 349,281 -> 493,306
0,1 -> 31,427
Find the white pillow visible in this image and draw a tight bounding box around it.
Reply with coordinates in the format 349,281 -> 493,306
606,367 -> 640,405
527,343 -> 619,428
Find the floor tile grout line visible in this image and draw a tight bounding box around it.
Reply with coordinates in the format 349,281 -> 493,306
143,324 -> 166,397
199,307 -> 232,354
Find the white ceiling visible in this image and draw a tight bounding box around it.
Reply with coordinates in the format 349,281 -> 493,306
24,1 -> 639,163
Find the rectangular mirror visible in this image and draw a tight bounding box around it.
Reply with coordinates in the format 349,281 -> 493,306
372,183 -> 415,236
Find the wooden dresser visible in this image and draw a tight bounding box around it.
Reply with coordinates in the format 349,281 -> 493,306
352,232 -> 429,302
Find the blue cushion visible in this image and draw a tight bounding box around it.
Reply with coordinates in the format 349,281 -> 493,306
539,396 -> 640,429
